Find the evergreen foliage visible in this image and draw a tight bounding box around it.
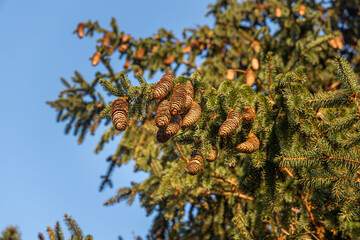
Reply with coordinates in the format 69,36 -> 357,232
0,226 -> 21,240
47,0 -> 360,238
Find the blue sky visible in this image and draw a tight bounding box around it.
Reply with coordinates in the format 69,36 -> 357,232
0,0 -> 213,239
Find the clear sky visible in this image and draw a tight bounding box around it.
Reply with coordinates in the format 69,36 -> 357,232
0,0 -> 213,239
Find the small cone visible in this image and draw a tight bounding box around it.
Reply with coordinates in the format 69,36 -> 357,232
181,102 -> 202,128
118,44 -> 128,53
226,69 -> 235,80
242,107 -> 256,123
92,52 -> 101,66
184,81 -> 194,110
218,110 -> 241,137
165,115 -> 181,136
111,98 -> 129,131
186,153 -> 204,175
102,32 -> 110,46
335,36 -> 343,50
108,45 -> 114,55
136,48 -> 145,60
251,40 -> 261,53
328,38 -> 337,49
151,45 -> 158,55
245,69 -> 256,86
182,45 -> 192,53
153,73 -> 174,99
206,146 -> 218,162
236,132 -> 260,153
199,44 -> 205,50
298,5 -> 306,16
155,100 -> 171,128
122,34 -> 131,43
156,127 -> 171,143
275,7 -> 282,18
123,59 -> 130,69
170,84 -> 187,115
251,57 -> 259,70
163,55 -> 175,65
77,23 -> 85,38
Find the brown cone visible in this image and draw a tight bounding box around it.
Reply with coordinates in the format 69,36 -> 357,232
218,110 -> 241,137
242,107 -> 256,123
328,38 -> 337,49
298,5 -> 306,16
335,36 -> 343,50
251,40 -> 261,53
251,57 -> 259,70
118,44 -> 128,53
165,115 -> 181,136
111,98 -> 129,131
153,73 -> 174,99
123,59 -> 130,69
102,32 -> 110,46
226,69 -> 235,80
245,69 -> 256,86
206,146 -> 218,162
236,132 -> 260,153
181,102 -> 201,128
182,45 -> 192,53
155,100 -> 171,128
136,48 -> 145,60
184,81 -> 194,110
77,23 -> 85,38
156,127 -> 171,143
108,46 -> 114,55
92,52 -> 101,66
186,153 -> 204,175
275,7 -> 282,18
170,84 -> 187,115
163,56 -> 175,65
122,34 -> 131,43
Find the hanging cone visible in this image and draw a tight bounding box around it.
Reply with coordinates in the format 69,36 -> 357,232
206,146 -> 218,162
122,34 -> 131,43
108,46 -> 114,55
184,81 -> 194,110
199,44 -> 205,50
153,73 -> 174,99
77,23 -> 85,38
242,107 -> 256,123
170,84 -> 187,115
123,59 -> 130,69
156,127 -> 171,143
92,52 -> 101,66
165,115 -> 182,136
245,69 -> 256,86
275,7 -> 282,18
328,38 -> 337,49
163,55 -> 175,65
226,69 -> 235,80
118,44 -> 128,53
111,98 -> 129,131
136,48 -> 145,60
251,40 -> 261,53
218,110 -> 241,137
298,5 -> 306,16
186,153 -> 204,175
182,45 -> 192,53
155,100 -> 171,128
102,32 -> 110,46
236,132 -> 260,153
335,36 -> 343,50
251,57 -> 259,70
181,102 -> 202,128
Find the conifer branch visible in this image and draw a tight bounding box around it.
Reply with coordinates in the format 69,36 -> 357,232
198,189 -> 254,201
64,214 -> 83,240
47,227 -> 55,240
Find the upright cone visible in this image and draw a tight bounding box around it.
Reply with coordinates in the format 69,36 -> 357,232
155,100 -> 171,128
242,107 -> 256,123
184,81 -> 194,110
236,132 -> 260,153
111,98 -> 129,131
186,153 -> 204,175
153,73 -> 174,99
170,84 -> 187,115
218,110 -> 241,137
181,102 -> 202,128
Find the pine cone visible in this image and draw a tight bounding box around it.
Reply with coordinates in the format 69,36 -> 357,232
206,146 -> 218,162
111,98 -> 129,131
122,34 -> 131,43
107,46 -> 114,55
182,45 -> 192,53
92,52 -> 101,66
170,84 -> 187,115
328,38 -> 337,49
251,40 -> 261,53
155,100 -> 171,128
153,73 -> 174,99
77,23 -> 85,38
184,81 -> 194,110
136,48 -> 145,60
298,4 -> 306,16
118,44 -> 128,53
236,132 -> 260,153
335,36 -> 343,50
242,107 -> 256,123
181,102 -> 201,128
251,57 -> 259,71
245,69 -> 256,86
226,69 -> 235,80
186,153 -> 204,175
163,56 -> 175,65
218,110 -> 241,137
165,115 -> 181,136
102,32 -> 110,46
275,7 -> 282,18
156,127 -> 171,143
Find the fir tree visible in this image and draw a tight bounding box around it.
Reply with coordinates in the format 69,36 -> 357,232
47,0 -> 360,238
0,226 -> 21,240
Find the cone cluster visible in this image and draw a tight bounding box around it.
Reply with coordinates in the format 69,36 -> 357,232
186,153 -> 204,175
111,98 -> 129,131
218,110 -> 241,137
242,107 -> 256,123
236,132 -> 260,153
